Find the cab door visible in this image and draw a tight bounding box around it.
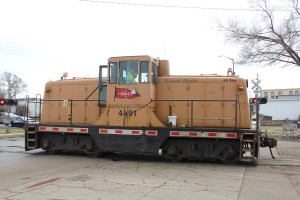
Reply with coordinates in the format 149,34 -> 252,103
106,56 -> 156,127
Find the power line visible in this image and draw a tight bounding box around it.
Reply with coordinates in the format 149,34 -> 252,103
79,0 -> 292,12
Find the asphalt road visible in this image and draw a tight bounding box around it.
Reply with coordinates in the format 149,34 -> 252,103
0,137 -> 299,200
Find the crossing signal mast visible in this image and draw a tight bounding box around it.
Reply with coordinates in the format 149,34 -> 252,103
250,75 -> 276,159
251,74 -> 267,132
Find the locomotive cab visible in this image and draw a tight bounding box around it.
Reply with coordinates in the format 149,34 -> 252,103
96,55 -> 252,129
95,55 -> 165,127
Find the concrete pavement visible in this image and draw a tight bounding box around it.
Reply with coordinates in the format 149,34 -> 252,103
0,137 -> 299,199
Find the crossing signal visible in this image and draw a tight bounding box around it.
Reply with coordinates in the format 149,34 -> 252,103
249,97 -> 268,104
0,99 -> 6,105
0,98 -> 18,106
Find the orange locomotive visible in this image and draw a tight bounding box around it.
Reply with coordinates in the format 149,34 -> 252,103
25,55 -> 276,164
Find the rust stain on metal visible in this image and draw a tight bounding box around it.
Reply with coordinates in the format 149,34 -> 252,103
27,178 -> 61,189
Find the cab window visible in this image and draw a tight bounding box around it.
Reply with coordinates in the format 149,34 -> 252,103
152,62 -> 157,84
119,60 -> 138,84
140,61 -> 149,83
109,62 -> 117,84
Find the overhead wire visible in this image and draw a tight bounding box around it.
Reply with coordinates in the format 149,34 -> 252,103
79,0 -> 293,12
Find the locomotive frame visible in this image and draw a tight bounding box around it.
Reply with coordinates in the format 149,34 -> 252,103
25,55 -> 276,164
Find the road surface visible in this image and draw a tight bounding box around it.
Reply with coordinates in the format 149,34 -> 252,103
0,137 -> 299,200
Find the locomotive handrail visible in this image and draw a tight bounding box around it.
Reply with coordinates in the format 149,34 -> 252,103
36,94 -> 42,119
35,99 -> 105,125
152,99 -> 237,102
191,118 -> 235,120
40,99 -> 99,102
151,98 -> 239,128
34,97 -> 239,127
85,82 -> 106,101
24,94 -> 42,125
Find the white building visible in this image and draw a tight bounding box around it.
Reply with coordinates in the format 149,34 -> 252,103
261,88 -> 300,99
260,88 -> 300,120
17,98 -> 41,118
260,99 -> 300,120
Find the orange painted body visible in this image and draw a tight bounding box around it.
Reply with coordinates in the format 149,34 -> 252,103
41,55 -> 250,129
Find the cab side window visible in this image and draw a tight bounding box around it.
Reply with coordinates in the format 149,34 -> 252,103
152,62 -> 157,84
140,61 -> 149,83
109,62 -> 117,84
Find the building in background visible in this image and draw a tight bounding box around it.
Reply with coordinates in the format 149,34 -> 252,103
260,88 -> 300,121
261,88 -> 300,100
17,98 -> 41,118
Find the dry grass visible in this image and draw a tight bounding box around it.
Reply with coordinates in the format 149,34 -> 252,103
260,126 -> 299,138
0,126 -> 25,134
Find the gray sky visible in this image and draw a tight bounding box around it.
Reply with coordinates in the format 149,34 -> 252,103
1,0 -> 300,97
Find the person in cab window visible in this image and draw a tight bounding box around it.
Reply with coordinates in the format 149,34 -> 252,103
126,67 -> 138,84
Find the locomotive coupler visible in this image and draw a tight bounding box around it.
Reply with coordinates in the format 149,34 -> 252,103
260,133 -> 277,159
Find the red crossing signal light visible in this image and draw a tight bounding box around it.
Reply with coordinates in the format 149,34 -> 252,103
249,97 -> 268,104
0,99 -> 18,106
0,99 -> 6,105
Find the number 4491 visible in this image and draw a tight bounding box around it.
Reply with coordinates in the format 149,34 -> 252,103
118,110 -> 137,117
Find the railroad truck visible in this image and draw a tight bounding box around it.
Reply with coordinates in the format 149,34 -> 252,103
25,55 -> 276,164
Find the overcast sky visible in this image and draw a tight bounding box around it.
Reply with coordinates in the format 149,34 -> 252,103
1,0 -> 300,98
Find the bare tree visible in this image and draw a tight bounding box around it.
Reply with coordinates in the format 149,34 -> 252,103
0,89 -> 5,98
218,0 -> 300,67
16,104 -> 27,116
0,72 -> 28,98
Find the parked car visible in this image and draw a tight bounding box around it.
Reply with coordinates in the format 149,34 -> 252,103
10,117 -> 25,128
0,112 -> 5,123
20,117 -> 39,124
0,112 -> 19,124
0,112 -> 18,117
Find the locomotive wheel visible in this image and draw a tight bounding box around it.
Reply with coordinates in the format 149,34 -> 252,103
45,149 -> 58,155
86,151 -> 104,158
220,147 -> 238,164
42,137 -> 57,155
162,143 -> 184,162
86,146 -> 104,158
85,140 -> 104,158
221,159 -> 238,165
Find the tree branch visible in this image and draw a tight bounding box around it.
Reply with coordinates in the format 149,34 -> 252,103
218,0 -> 300,67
